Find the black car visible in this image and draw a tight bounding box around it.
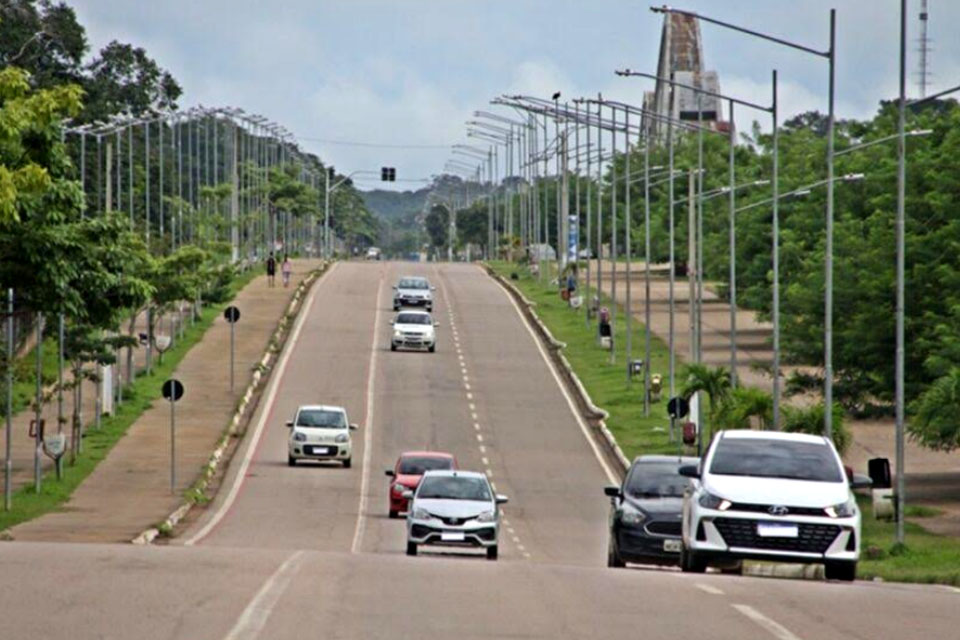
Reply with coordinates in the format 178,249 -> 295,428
604,455 -> 699,568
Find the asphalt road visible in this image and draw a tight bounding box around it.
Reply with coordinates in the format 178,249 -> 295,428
1,261 -> 957,640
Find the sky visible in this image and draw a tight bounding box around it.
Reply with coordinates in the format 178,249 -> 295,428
72,0 -> 960,192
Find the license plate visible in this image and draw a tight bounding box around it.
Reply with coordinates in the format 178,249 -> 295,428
441,532 -> 465,542
757,523 -> 799,538
310,446 -> 331,455
663,539 -> 682,552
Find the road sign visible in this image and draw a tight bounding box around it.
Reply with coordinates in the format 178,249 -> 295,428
224,306 -> 241,323
162,379 -> 184,402
667,396 -> 689,419
42,433 -> 66,460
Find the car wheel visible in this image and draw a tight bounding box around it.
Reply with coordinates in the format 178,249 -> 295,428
486,545 -> 498,561
390,343 -> 398,352
680,547 -> 707,573
824,560 -> 857,582
393,305 -> 400,311
426,305 -> 433,312
406,541 -> 418,556
428,344 -> 435,353
287,456 -> 296,467
343,458 -> 352,469
607,537 -> 626,568
389,510 -> 399,519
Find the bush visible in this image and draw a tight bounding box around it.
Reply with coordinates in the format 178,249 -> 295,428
781,402 -> 850,456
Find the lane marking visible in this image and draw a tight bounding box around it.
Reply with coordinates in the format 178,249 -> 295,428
471,413 -> 479,421
351,274 -> 386,555
478,445 -> 486,454
695,583 -> 724,596
492,274 -> 619,484
464,383 -> 471,391
223,551 -> 306,640
184,263 -> 337,546
485,468 -> 493,477
482,457 -> 489,465
474,424 -> 481,431
476,434 -> 483,442
731,604 -> 802,640
468,402 -> 475,410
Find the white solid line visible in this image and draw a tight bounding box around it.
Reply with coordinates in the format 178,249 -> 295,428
731,604 -> 802,640
223,551 -> 306,640
351,274 -> 386,555
492,273 -> 619,485
184,263 -> 337,546
694,583 -> 724,596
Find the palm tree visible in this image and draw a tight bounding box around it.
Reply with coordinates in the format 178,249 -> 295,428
719,387 -> 774,431
908,367 -> 960,452
680,364 -> 732,442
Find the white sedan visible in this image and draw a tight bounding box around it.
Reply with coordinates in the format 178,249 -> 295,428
390,310 -> 438,353
286,405 -> 357,467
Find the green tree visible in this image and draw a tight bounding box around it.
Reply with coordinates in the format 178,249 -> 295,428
781,403 -> 850,456
908,368 -> 960,452
680,364 -> 732,442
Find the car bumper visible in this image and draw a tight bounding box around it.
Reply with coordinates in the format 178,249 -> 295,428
615,525 -> 683,565
684,509 -> 860,564
392,337 -> 435,349
289,442 -> 352,461
394,298 -> 432,307
390,493 -> 410,513
407,520 -> 498,548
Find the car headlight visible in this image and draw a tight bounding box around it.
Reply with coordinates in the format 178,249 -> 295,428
393,483 -> 408,495
335,433 -> 349,443
825,500 -> 857,518
293,432 -> 307,442
619,505 -> 646,525
413,507 -> 432,520
477,510 -> 496,523
393,330 -> 403,339
698,491 -> 732,511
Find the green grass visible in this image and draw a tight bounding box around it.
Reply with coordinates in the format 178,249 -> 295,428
858,497 -> 960,586
0,267 -> 261,533
5,338 -> 62,419
489,261 -> 687,459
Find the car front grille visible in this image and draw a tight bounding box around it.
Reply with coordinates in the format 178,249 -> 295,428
714,517 -> 840,554
431,514 -> 477,526
645,521 -> 682,537
402,332 -> 424,341
411,524 -> 433,538
727,502 -> 827,517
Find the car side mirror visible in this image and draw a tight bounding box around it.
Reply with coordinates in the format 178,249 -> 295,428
850,473 -> 873,490
678,464 -> 700,479
604,485 -> 621,498
392,285 -> 398,290
389,320 -> 395,325
434,321 -> 440,327
385,469 -> 395,477
285,420 -> 294,428
431,286 -> 437,291
495,495 -> 509,505
402,490 -> 414,500
349,423 -> 358,430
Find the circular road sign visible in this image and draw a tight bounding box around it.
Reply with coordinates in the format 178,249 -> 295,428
162,379 -> 184,402
667,396 -> 690,420
224,306 -> 241,323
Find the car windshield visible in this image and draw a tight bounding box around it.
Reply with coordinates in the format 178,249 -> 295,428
399,457 -> 454,475
396,313 -> 431,325
399,279 -> 428,290
625,463 -> 689,498
709,438 -> 843,482
417,476 -> 491,501
296,409 -> 346,428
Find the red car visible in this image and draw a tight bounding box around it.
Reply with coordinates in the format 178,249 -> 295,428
385,451 -> 457,518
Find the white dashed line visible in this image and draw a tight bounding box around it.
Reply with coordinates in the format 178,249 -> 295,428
468,402 -> 475,410
478,445 -> 486,454
482,457 -> 489,465
476,433 -> 483,442
731,605 -> 801,640
695,583 -> 724,596
474,424 -> 481,431
471,413 -> 478,421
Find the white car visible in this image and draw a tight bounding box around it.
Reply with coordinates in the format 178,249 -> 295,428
286,405 -> 357,467
679,430 -> 867,581
393,276 -> 435,311
390,310 -> 437,352
365,247 -> 381,260
404,470 -> 507,560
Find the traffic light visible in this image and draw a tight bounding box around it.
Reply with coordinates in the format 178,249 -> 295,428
381,167 -> 396,182
327,166 -> 335,181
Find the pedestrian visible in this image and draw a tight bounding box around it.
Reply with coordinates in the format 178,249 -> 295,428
281,254 -> 292,288
266,252 -> 276,287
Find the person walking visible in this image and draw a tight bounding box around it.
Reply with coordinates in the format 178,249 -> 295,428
281,254 -> 292,288
266,252 -> 277,287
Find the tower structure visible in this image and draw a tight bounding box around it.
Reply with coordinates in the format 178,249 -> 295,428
917,0 -> 932,98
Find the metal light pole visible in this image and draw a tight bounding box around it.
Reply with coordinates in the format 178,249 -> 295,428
895,0 -> 907,546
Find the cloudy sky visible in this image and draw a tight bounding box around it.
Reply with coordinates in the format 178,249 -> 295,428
73,0 -> 959,191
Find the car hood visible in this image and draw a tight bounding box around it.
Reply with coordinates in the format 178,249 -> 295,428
394,323 -> 433,333
624,495 -> 684,514
704,474 -> 850,507
397,288 -> 431,297
413,499 -> 492,518
394,473 -> 422,488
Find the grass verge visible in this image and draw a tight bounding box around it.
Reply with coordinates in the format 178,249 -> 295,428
488,260 -> 687,459
0,268 -> 259,533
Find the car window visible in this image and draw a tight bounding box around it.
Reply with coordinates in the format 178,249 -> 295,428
398,279 -> 428,289
398,457 -> 454,475
396,313 -> 430,325
296,409 -> 346,428
624,463 -> 688,498
417,476 -> 491,501
709,438 -> 843,482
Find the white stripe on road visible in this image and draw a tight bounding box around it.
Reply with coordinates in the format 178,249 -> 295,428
223,551 -> 306,640
732,604 -> 802,640
351,274 -> 386,555
184,263 -> 336,546
694,582 -> 724,596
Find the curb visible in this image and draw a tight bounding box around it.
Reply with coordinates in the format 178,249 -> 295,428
743,562 -> 825,580
484,266 -> 630,475
131,262 -> 330,545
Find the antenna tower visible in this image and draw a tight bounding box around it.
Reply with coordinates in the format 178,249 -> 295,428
917,0 -> 932,98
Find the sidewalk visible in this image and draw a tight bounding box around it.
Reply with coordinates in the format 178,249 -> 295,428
7,259 -> 321,542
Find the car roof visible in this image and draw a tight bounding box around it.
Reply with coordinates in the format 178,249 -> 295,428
398,276 -> 428,282
718,430 -> 828,445
421,469 -> 485,480
631,455 -> 699,465
395,310 -> 432,317
296,405 -> 346,413
399,451 -> 454,460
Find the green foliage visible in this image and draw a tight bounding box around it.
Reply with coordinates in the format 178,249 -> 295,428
680,363 -> 731,441
716,386 -> 774,431
781,402 -> 850,456
424,203 -> 449,250
908,368 -> 960,452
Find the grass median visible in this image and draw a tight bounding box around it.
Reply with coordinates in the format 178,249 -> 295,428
0,268 -> 259,533
488,260 -> 684,459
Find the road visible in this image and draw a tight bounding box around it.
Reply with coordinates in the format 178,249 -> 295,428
1,261 -> 957,639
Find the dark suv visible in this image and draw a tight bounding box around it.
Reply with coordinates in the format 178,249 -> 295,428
604,455 -> 699,568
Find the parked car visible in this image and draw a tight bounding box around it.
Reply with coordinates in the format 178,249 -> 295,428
286,405 -> 358,467
366,247 -> 382,260
385,451 -> 457,518
604,455 -> 699,568
680,430 -> 868,581
390,310 -> 437,352
393,276 -> 435,311
405,470 -> 507,560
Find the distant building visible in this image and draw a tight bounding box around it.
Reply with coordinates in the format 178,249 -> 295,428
643,12 -> 728,138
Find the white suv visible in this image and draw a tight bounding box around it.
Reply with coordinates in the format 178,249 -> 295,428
286,405 -> 357,467
680,430 -> 866,581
